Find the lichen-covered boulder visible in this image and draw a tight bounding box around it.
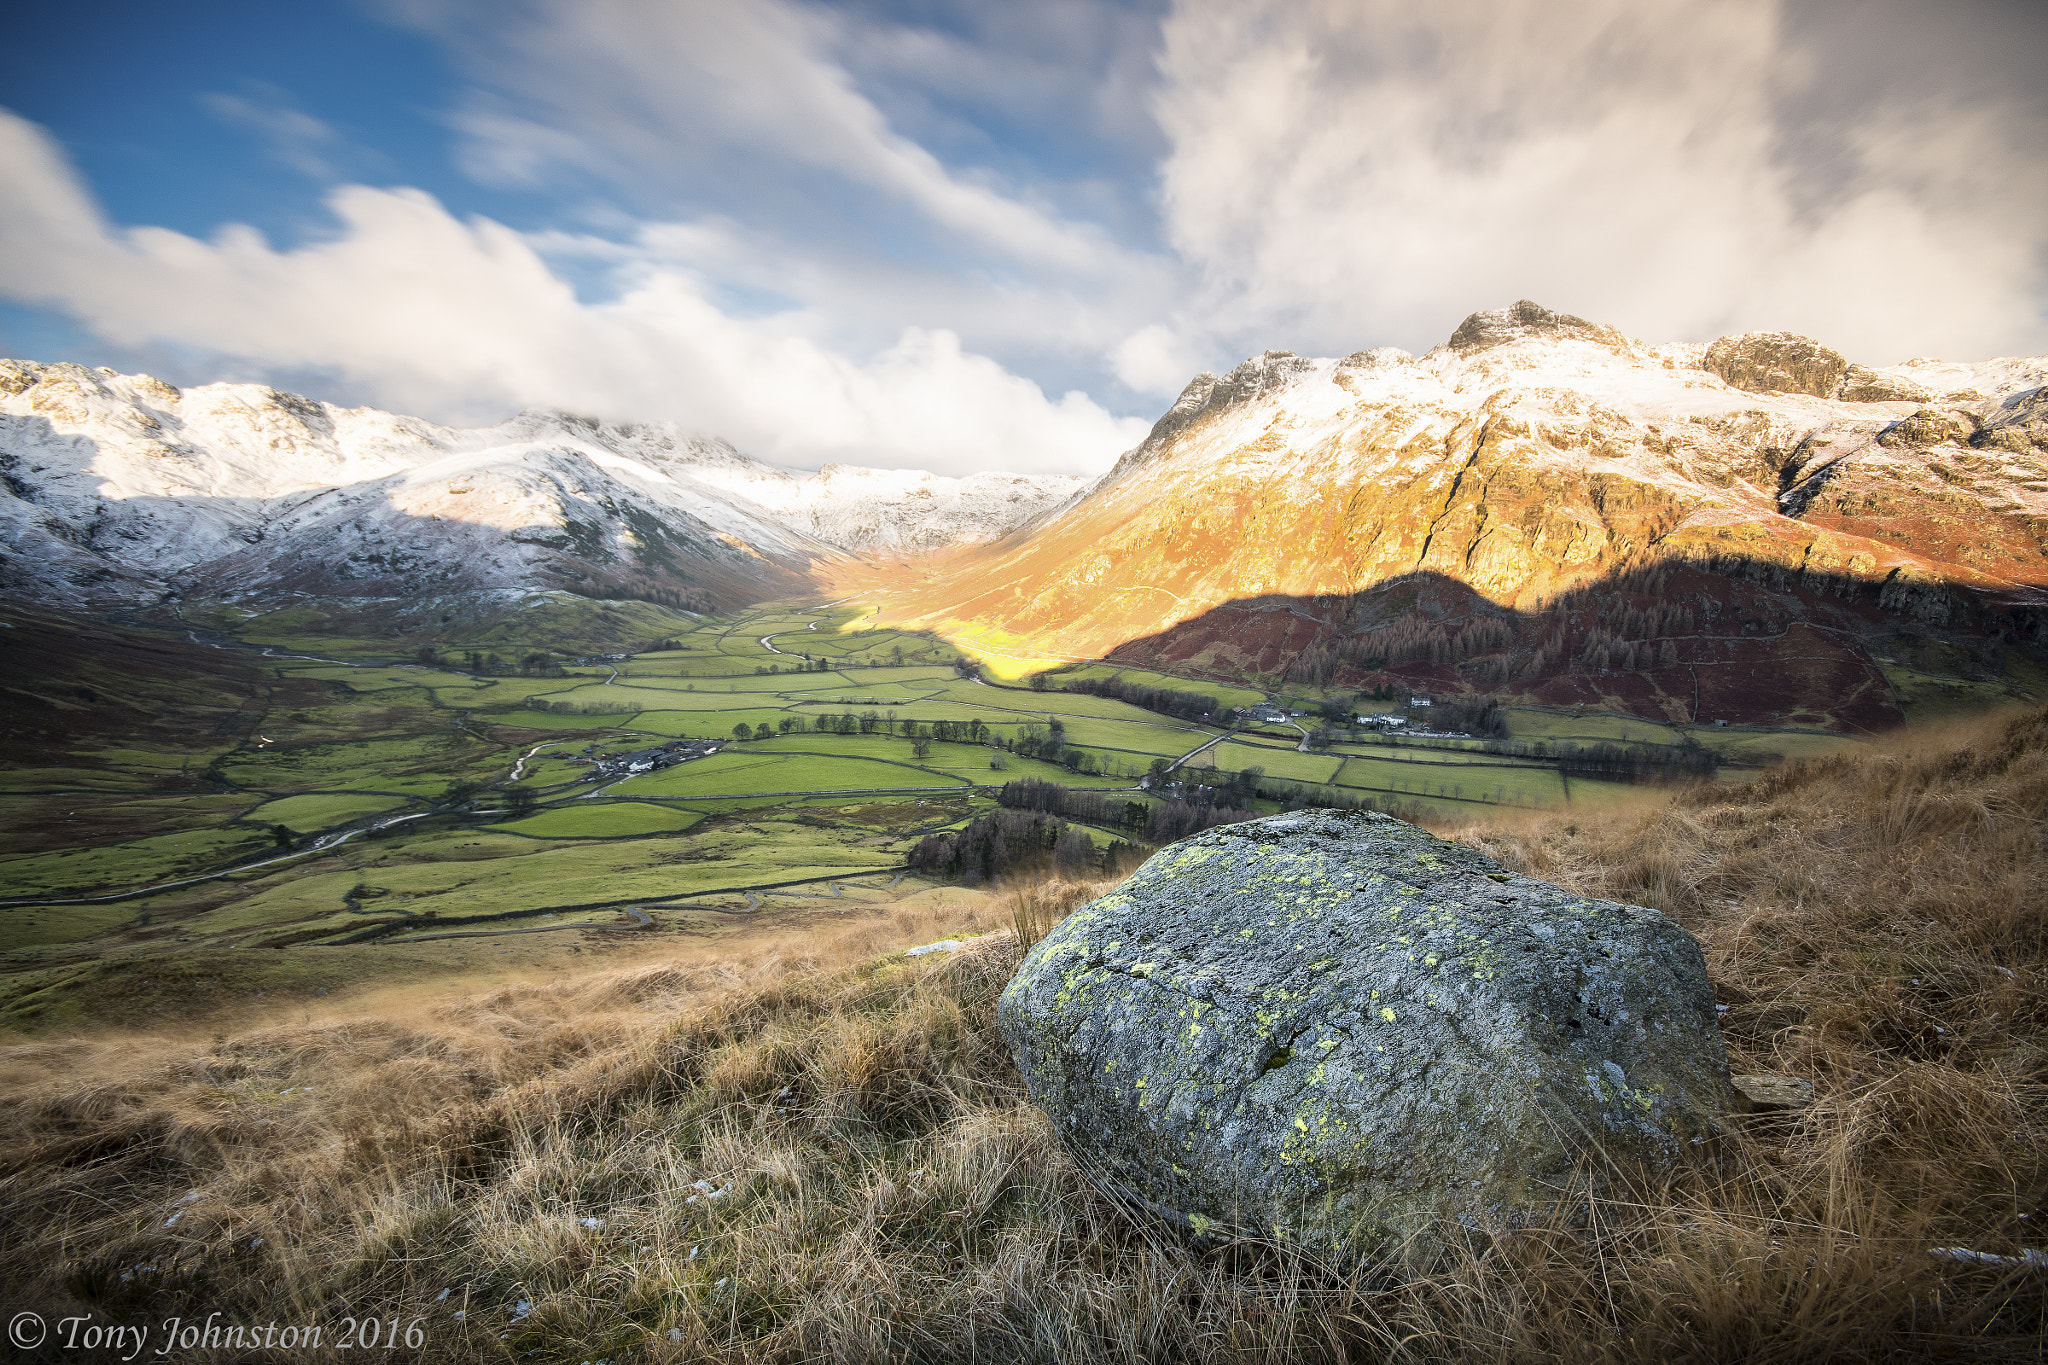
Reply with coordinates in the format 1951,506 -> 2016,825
997,810 -> 1735,1259
1703,331 -> 1848,397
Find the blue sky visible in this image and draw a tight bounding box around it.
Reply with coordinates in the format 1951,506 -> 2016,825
2,0 -> 2043,475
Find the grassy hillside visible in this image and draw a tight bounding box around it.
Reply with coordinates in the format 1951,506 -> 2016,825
0,709 -> 2042,1360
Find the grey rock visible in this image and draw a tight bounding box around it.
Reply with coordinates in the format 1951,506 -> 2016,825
998,810 -> 1735,1259
1447,300 -> 1627,355
1703,332 -> 1848,398
1731,1074 -> 1813,1112
1839,364 -> 1931,404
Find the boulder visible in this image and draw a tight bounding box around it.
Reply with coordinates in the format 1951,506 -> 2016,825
1703,331 -> 1848,398
998,810 -> 1735,1259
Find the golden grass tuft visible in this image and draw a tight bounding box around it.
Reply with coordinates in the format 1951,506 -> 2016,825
1,715 -> 2044,1361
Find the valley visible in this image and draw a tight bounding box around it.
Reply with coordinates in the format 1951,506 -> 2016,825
6,306 -> 2048,1044
0,585 -> 1937,1033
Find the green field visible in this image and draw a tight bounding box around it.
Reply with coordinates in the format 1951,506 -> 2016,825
615,751 -> 971,798
243,792 -> 411,830
493,802 -> 702,839
1204,741 -> 1345,785
0,826 -> 270,907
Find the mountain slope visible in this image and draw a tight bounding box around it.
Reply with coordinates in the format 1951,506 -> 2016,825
847,303 -> 2048,724
0,360 -> 1077,611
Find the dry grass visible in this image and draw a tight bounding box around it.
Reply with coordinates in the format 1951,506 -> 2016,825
1,715 -> 2045,1361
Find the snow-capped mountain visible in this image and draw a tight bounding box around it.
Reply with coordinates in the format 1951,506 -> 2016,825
0,360 -> 1076,610
853,302 -> 2048,725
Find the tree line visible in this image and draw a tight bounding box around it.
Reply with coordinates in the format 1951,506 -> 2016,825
908,809 -> 1140,884
1051,674 -> 1224,724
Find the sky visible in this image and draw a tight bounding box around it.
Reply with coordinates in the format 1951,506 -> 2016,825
2,0 -> 2044,477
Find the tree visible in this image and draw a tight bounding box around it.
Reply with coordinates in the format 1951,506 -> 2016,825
503,787 -> 537,817
912,737 -> 932,760
441,780 -> 481,808
271,823 -> 298,848
1054,825 -> 1093,877
1029,672 -> 1048,691
733,722 -> 752,740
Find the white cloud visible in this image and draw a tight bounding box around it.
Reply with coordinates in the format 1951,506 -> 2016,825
1149,0 -> 2048,364
417,0 -> 1138,276
1111,323 -> 1213,396
196,83 -> 389,184
394,0 -> 1182,403
0,110 -> 1146,477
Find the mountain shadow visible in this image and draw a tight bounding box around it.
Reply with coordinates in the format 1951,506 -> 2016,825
1085,556 -> 2048,733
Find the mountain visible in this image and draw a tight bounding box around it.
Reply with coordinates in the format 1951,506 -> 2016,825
0,359 -> 1076,613
847,302 -> 2048,728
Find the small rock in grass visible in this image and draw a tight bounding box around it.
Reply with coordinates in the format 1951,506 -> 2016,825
1731,1074 -> 1815,1112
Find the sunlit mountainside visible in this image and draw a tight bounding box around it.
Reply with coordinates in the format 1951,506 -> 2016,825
850,302 -> 2048,726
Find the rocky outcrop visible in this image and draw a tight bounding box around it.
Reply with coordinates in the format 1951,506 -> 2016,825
1703,331 -> 1849,398
999,810 -> 1736,1260
1448,300 -> 1627,355
1878,406 -> 1978,449
1839,364 -> 1931,404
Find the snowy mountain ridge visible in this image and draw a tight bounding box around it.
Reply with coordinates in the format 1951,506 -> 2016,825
0,359 -> 1080,609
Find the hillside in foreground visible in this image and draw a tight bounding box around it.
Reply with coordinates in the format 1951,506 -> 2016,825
1,706 -> 2040,1362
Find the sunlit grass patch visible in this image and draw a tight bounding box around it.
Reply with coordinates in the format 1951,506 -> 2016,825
493,803 -> 702,839
616,752 -> 970,798
242,792 -> 410,831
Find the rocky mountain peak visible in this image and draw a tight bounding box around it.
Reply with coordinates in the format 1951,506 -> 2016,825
1446,299 -> 1628,355
1702,331 -> 1849,398
1134,349 -> 1326,455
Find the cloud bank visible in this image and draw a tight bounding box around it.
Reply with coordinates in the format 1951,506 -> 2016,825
0,109 -> 1147,477
2,0 -> 2044,467
1149,0 -> 2048,367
